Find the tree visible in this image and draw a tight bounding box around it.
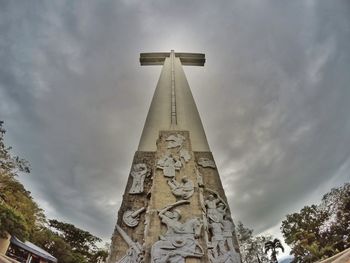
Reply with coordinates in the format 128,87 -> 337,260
0,121 -> 30,178
32,223 -> 108,263
237,221 -> 272,263
265,238 -> 284,263
0,174 -> 45,235
89,250 -> 109,263
0,121 -> 41,238
0,203 -> 29,240
320,183 -> 350,252
281,183 -> 350,262
49,219 -> 104,262
31,227 -> 80,263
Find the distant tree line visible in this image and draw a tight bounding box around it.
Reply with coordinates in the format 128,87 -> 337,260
238,182 -> 350,263
0,121 -> 108,263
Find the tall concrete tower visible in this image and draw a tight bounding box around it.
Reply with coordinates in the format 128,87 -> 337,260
107,51 -> 241,263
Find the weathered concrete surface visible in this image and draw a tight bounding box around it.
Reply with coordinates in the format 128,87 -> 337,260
107,151 -> 155,263
109,131 -> 241,262
318,248 -> 350,263
0,254 -> 18,263
0,233 -> 10,255
143,131 -> 208,263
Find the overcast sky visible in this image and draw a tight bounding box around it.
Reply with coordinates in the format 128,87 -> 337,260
1,0 -> 350,257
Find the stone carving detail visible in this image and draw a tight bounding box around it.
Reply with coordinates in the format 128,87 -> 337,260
203,190 -> 241,263
208,213 -> 241,263
179,148 -> 191,162
115,224 -> 144,263
151,200 -> 204,263
205,194 -> 227,223
166,134 -> 185,149
157,152 -> 182,178
195,167 -> 204,187
222,214 -> 237,254
167,176 -> 194,200
122,207 -> 146,227
198,157 -> 216,168
129,163 -> 149,194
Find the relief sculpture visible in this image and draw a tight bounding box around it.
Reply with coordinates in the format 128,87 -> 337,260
208,214 -> 241,263
122,207 -> 146,228
179,148 -> 191,162
195,167 -> 204,187
198,157 -> 216,168
157,152 -> 182,178
222,214 -> 237,253
204,190 -> 241,263
151,200 -> 204,263
167,176 -> 194,200
115,224 -> 144,263
205,194 -> 226,223
129,163 -> 149,194
166,134 -> 185,149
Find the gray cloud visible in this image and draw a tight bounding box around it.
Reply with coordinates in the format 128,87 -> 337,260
1,1 -> 350,253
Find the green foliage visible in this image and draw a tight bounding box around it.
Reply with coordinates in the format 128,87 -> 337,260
31,224 -> 108,263
0,174 -> 45,235
49,219 -> 105,263
31,227 -> 77,263
236,221 -> 272,263
0,203 -> 29,240
0,121 -> 30,178
89,250 -> 109,263
265,238 -> 284,262
281,183 -> 350,262
0,121 -> 43,237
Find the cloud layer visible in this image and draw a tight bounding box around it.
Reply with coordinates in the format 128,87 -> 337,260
1,1 -> 350,253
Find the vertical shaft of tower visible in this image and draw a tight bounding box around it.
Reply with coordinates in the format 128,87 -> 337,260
138,53 -> 210,152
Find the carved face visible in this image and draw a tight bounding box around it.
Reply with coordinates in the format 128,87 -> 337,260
218,203 -> 225,209
172,210 -> 181,220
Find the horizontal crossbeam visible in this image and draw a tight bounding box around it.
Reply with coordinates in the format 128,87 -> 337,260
140,52 -> 205,66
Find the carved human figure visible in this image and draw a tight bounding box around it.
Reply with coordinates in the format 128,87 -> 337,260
167,177 -> 194,200
179,148 -> 191,162
166,134 -> 185,149
205,195 -> 226,222
222,214 -> 236,252
157,153 -> 182,178
129,163 -> 148,194
195,168 -> 204,187
209,221 -> 225,249
209,249 -> 240,263
216,203 -> 227,222
208,214 -> 241,263
198,157 -> 216,168
151,206 -> 204,263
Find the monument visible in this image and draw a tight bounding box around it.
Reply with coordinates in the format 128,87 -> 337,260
107,51 -> 241,263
